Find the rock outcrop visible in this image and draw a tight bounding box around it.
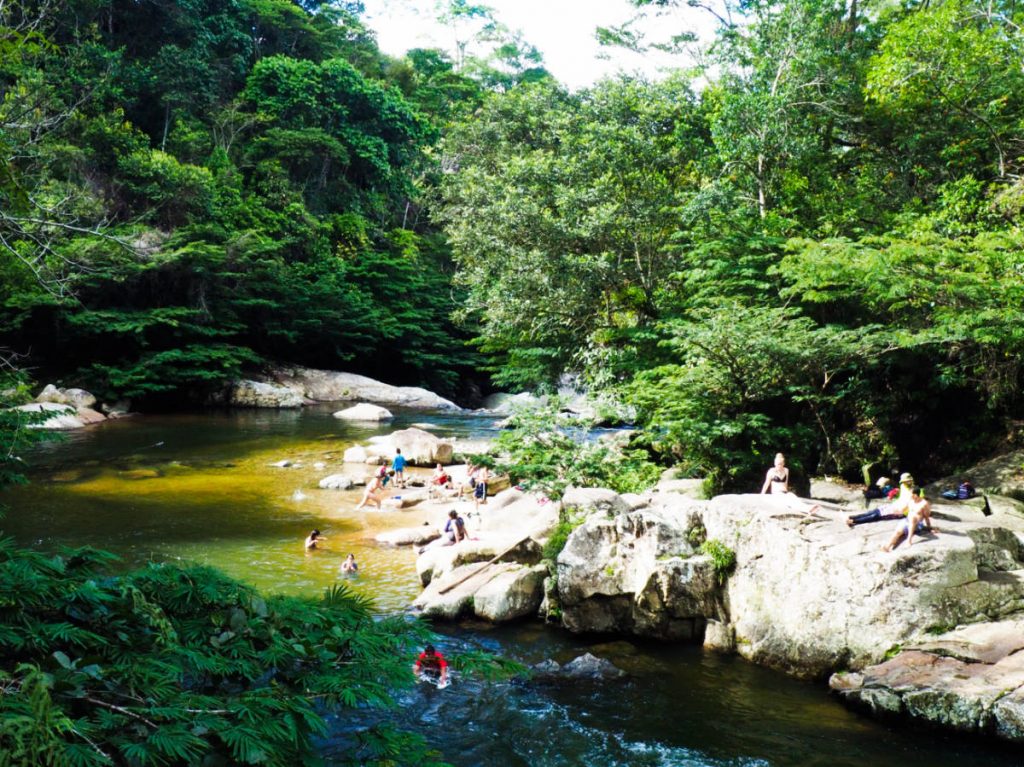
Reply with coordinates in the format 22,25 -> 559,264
217,380 -> 305,408
269,366 -> 460,410
830,619 -> 1024,742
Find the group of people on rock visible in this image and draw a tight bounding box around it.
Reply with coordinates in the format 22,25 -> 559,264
761,453 -> 939,551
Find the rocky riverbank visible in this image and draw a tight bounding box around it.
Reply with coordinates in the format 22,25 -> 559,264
405,471 -> 1024,744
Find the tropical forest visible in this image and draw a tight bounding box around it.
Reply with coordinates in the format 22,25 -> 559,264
2,0 -> 1024,764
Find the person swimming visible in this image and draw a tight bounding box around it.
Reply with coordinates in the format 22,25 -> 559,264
304,529 -> 325,550
341,553 -> 358,573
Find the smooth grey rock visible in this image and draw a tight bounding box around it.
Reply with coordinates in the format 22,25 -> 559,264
318,474 -> 355,490
333,403 -> 393,422
221,380 -> 304,408
343,445 -> 368,463
14,402 -> 85,430
473,564 -> 548,622
268,366 -> 460,410
375,527 -> 441,547
561,653 -> 627,679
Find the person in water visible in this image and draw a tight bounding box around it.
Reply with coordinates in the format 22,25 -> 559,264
304,529 -> 325,550
341,553 -> 358,573
760,453 -> 790,494
413,643 -> 448,685
355,471 -> 388,510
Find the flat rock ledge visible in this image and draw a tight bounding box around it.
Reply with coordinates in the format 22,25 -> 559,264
829,619 -> 1024,742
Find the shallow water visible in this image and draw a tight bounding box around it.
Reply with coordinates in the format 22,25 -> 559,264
3,407 -> 1021,767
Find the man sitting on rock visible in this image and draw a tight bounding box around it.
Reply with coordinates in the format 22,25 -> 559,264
882,487 -> 937,551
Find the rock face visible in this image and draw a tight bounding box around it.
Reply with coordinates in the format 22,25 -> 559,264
269,366 -> 461,410
333,403 -> 393,422
553,490 -> 1024,675
557,502 -> 720,640
413,561 -> 547,622
830,619 -> 1024,742
220,380 -> 305,408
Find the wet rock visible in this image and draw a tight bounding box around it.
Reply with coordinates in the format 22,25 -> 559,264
333,403 -> 393,422
531,654 -> 627,682
318,474 -> 355,490
269,460 -> 292,468
76,407 -> 107,425
562,653 -> 627,679
482,392 -> 542,413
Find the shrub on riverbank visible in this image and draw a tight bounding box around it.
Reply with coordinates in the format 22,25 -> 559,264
0,539 -> 449,766
476,403 -> 660,500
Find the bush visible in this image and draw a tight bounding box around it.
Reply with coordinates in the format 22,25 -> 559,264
699,538 -> 736,584
0,540 -> 451,766
477,401 -> 660,500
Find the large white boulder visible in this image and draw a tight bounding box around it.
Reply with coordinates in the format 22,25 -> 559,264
318,474 -> 355,490
369,427 -> 453,466
333,403 -> 393,422
14,402 -> 87,430
472,563 -> 549,621
268,366 -> 461,410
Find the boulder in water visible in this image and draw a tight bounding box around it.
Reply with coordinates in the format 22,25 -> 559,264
318,474 -> 355,490
333,403 -> 393,422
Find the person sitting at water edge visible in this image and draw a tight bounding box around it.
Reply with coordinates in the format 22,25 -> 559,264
761,453 -> 791,495
304,529 -> 325,550
413,643 -> 448,685
341,553 -> 358,573
393,448 -> 407,488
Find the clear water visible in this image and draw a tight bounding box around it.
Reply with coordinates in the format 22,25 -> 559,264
3,407 -> 1020,767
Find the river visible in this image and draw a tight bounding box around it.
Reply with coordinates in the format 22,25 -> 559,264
3,407 -> 1020,767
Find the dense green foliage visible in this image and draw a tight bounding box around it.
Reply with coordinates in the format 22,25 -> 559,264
5,0 -> 1024,486
0,0 -> 516,403
438,0 -> 1024,489
0,540 -> 453,766
475,402 -> 661,499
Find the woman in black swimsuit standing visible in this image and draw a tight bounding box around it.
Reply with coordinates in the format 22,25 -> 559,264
760,452 -> 790,494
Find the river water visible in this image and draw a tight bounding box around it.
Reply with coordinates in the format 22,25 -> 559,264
3,407 -> 1020,767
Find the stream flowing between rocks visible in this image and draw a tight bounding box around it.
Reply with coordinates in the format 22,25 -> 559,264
3,407 -> 1020,766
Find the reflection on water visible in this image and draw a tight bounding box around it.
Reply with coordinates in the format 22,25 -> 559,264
3,406 -> 500,610
3,407 -> 1021,767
